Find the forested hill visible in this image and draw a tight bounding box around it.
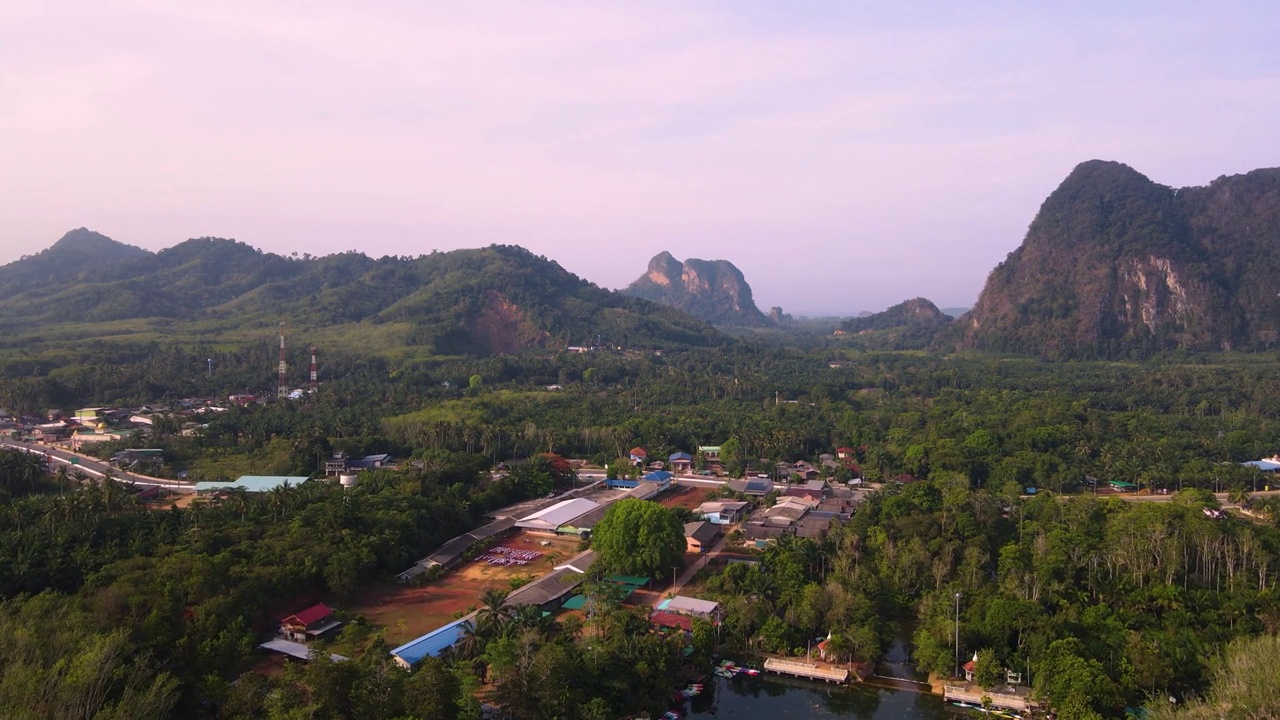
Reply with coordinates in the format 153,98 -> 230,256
622,251 -> 773,327
0,232 -> 723,355
0,228 -> 151,297
959,160 -> 1280,357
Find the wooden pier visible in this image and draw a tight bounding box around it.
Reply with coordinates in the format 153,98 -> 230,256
943,684 -> 1030,712
762,658 -> 850,683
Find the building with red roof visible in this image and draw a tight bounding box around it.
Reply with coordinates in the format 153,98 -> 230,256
280,603 -> 342,642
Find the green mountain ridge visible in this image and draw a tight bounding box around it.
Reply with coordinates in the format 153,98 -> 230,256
959,160 -> 1280,357
0,233 -> 723,356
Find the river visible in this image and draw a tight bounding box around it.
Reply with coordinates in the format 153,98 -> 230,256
682,626 -> 960,720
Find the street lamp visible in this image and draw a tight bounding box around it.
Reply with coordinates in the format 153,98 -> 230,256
954,592 -> 962,679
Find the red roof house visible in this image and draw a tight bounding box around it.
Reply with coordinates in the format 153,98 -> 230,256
281,603 -> 341,641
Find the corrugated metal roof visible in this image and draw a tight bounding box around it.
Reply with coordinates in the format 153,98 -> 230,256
661,595 -> 720,616
515,498 -> 599,529
390,618 -> 472,666
194,475 -> 309,493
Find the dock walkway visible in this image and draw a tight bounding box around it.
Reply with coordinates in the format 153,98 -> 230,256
763,658 -> 849,683
943,684 -> 1030,712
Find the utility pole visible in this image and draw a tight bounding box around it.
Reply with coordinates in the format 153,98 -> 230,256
954,592 -> 962,679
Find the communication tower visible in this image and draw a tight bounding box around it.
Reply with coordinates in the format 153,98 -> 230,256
277,321 -> 288,398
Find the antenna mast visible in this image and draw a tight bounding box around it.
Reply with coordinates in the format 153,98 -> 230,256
277,321 -> 288,398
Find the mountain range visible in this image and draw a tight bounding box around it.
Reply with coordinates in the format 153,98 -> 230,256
0,231 -> 721,356
4,158 -> 1279,360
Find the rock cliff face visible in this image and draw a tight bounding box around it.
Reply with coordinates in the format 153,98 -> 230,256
623,252 -> 771,326
959,160 -> 1280,356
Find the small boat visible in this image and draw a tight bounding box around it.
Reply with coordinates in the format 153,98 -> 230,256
741,668 -> 760,676
713,668 -> 735,678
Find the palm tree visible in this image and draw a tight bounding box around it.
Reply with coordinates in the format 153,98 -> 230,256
511,604 -> 546,635
453,620 -> 483,661
1228,485 -> 1251,508
477,588 -> 512,634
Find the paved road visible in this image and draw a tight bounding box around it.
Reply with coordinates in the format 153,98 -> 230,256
1058,489 -> 1280,509
1,439 -> 196,492
659,530 -> 734,606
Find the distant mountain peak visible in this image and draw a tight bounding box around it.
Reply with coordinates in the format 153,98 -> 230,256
623,252 -> 771,327
961,161 -> 1280,356
48,228 -> 150,257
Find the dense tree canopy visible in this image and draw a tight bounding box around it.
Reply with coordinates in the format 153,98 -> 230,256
590,498 -> 686,580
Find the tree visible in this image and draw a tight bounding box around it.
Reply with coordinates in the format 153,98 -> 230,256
973,648 -> 1001,688
590,498 -> 685,580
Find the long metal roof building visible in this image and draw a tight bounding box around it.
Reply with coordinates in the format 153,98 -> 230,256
515,497 -> 599,531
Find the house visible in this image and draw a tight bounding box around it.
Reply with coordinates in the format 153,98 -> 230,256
668,452 -> 694,473
640,470 -> 673,491
784,479 -> 828,500
796,513 -> 839,539
727,477 -> 774,496
514,498 -> 600,534
836,447 -> 856,460
325,452 -> 349,475
697,500 -> 748,525
390,617 -> 474,668
963,652 -> 978,682
684,521 -> 719,553
629,447 -> 648,465
280,603 -> 342,642
698,445 -> 722,462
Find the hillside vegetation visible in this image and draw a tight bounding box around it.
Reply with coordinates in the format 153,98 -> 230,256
0,234 -> 723,358
961,160 -> 1280,358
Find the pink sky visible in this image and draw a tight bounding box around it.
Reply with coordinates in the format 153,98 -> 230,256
2,1 -> 1278,314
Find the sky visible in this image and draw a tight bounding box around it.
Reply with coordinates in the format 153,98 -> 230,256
2,1 -> 1278,315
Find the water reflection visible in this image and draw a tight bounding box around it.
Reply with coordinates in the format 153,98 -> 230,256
685,674 -> 952,719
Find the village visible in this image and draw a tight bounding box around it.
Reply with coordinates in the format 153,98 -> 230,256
3,400 -> 1280,719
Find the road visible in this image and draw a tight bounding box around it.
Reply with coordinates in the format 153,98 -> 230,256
1,439 -> 196,492
659,529 -> 734,606
1059,488 -> 1280,509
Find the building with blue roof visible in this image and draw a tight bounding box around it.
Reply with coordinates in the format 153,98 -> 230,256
1242,459 -> 1280,473
193,475 -> 310,493
390,617 -> 473,668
